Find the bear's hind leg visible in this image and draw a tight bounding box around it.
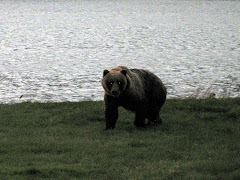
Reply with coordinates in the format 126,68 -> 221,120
134,108 -> 146,128
148,106 -> 162,125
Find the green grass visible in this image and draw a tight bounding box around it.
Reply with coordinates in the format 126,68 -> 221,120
0,98 -> 240,179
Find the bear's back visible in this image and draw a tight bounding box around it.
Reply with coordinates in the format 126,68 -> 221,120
130,68 -> 167,98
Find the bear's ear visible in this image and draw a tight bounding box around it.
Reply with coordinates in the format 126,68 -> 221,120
103,70 -> 109,77
121,70 -> 127,76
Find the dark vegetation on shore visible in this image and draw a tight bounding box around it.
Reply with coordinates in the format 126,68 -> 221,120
0,98 -> 239,179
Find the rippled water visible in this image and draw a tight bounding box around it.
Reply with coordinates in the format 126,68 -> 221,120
0,0 -> 240,103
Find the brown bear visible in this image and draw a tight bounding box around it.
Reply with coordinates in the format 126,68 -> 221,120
101,66 -> 167,129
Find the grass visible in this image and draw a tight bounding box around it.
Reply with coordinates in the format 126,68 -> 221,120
0,98 -> 240,179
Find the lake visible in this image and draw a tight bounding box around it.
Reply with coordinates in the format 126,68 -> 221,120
0,0 -> 240,103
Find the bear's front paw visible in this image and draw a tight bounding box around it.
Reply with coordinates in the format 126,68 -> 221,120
106,126 -> 115,130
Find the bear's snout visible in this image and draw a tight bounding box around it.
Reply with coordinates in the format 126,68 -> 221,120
111,90 -> 119,97
110,82 -> 121,97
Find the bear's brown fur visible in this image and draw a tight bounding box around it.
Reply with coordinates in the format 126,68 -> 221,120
101,66 -> 167,129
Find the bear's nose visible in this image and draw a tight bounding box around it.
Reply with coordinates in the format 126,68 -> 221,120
112,91 -> 118,96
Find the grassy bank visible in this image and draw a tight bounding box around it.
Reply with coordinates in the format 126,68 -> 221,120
0,98 -> 239,179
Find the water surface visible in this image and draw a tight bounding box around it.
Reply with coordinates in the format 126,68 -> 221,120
0,0 -> 240,103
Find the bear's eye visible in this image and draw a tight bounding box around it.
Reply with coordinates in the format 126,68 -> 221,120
108,81 -> 113,85
118,81 -> 121,85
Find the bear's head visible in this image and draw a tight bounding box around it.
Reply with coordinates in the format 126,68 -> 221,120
102,69 -> 128,97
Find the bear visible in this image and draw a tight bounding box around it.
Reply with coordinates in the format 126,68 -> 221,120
101,66 -> 167,130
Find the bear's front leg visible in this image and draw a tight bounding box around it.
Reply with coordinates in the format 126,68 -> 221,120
104,95 -> 118,130
105,106 -> 118,129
